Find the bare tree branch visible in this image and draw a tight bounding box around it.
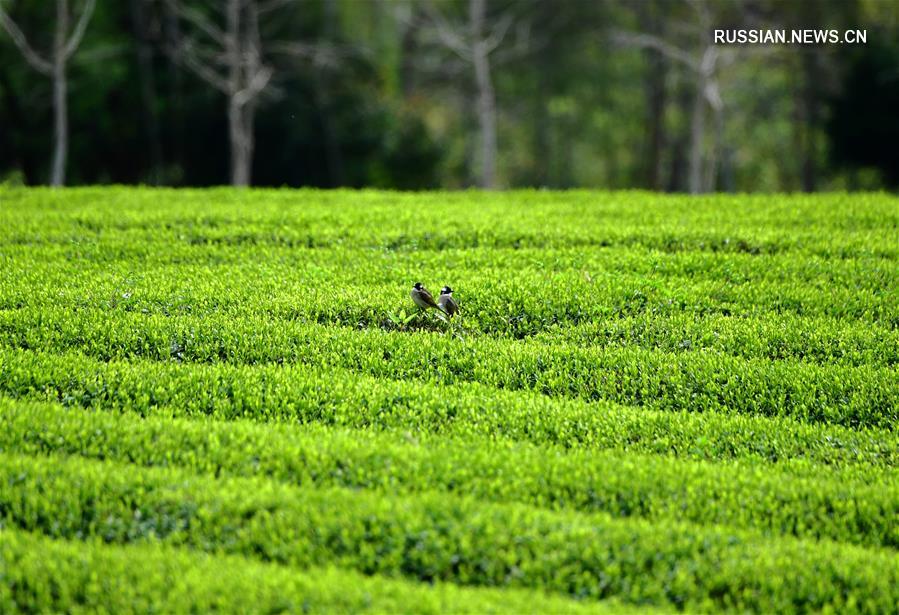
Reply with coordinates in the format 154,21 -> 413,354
1,0 -> 95,186
233,64 -> 273,107
699,45 -> 718,75
258,0 -> 295,15
612,30 -> 698,71
483,12 -> 513,54
62,0 -> 96,59
268,40 -> 317,57
422,1 -> 471,61
0,6 -> 53,74
165,0 -> 226,46
163,0 -> 287,186
704,80 -> 723,111
490,17 -> 551,66
268,40 -> 344,69
177,38 -> 230,92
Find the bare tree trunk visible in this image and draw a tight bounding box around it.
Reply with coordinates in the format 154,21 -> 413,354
616,1 -> 730,194
801,52 -> 819,192
530,0 -> 551,187
316,0 -> 345,186
50,0 -> 70,187
224,0 -> 245,187
470,0 -> 496,189
705,105 -> 723,192
129,0 -> 163,184
243,98 -> 256,186
532,49 -> 550,187
228,99 -> 252,187
640,0 -> 667,190
1,0 -> 94,187
790,54 -> 804,191
162,4 -> 186,182
644,52 -> 667,190
688,72 -> 705,194
223,0 -> 254,187
689,45 -> 721,194
425,0 -> 511,188
165,0 -> 273,187
667,84 -> 691,192
472,46 -> 496,189
51,57 -> 68,186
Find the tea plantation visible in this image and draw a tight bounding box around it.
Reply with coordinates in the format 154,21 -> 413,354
0,188 -> 897,613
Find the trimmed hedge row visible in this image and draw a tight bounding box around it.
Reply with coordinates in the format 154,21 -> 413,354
1,308 -> 895,428
544,313 -> 899,367
1,348 -> 895,469
4,188 -> 898,258
3,240 -> 896,295
3,188 -> 898,614
3,229 -> 897,326
0,530 -> 627,614
2,452 -> 897,613
3,259 -> 897,359
2,398 -> 895,548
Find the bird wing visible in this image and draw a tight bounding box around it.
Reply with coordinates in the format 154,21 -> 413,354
420,288 -> 441,309
446,296 -> 460,313
438,294 -> 459,314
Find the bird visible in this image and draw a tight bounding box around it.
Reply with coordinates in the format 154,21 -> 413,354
437,286 -> 460,318
410,282 -> 441,313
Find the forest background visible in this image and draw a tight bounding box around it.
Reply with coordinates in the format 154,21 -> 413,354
1,0 -> 897,192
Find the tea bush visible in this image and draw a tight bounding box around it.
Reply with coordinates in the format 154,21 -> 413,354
0,187 -> 896,613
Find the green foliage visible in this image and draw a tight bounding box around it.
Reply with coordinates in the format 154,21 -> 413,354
1,307 -> 895,428
2,452 -> 898,614
0,188 -> 897,613
1,398 -> 896,549
1,348 -> 895,469
1,0 -> 894,190
0,530 -> 625,615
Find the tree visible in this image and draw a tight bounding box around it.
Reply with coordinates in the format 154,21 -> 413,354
0,0 -> 96,186
615,0 -> 729,194
424,0 -> 516,189
762,0 -> 856,192
128,0 -> 163,184
637,0 -> 669,190
164,0 -> 277,186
